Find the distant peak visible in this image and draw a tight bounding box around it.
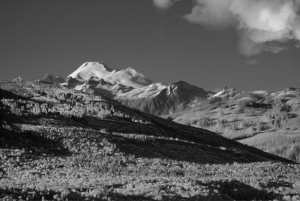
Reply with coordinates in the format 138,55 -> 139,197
12,77 -> 24,82
284,87 -> 297,91
213,87 -> 239,98
176,80 -> 187,83
83,61 -> 103,65
282,87 -> 300,94
43,74 -> 54,78
125,67 -> 135,71
123,67 -> 143,76
221,87 -> 237,91
123,67 -> 137,73
172,80 -> 188,85
80,61 -> 113,72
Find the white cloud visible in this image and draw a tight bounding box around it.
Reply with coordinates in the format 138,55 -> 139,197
153,0 -> 300,56
185,0 -> 236,28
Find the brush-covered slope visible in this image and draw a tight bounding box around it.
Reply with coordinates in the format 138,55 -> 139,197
1,79 -> 299,200
117,81 -> 208,116
166,87 -> 300,162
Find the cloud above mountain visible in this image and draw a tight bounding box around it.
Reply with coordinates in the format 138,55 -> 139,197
153,0 -> 300,56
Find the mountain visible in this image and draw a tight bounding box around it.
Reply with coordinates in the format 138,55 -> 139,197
59,62 -> 207,115
68,61 -> 114,80
67,62 -> 153,88
62,62 -> 154,98
42,74 -> 65,84
117,81 -> 208,116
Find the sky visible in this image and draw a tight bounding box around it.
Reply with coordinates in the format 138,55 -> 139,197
1,0 -> 300,92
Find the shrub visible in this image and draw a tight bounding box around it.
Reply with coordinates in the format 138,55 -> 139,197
289,116 -> 300,129
246,108 -> 257,116
237,121 -> 247,130
291,104 -> 300,113
245,126 -> 255,135
256,121 -> 262,131
208,96 -> 222,104
237,97 -> 255,107
197,116 -> 215,127
32,105 -> 41,116
274,101 -> 291,112
250,93 -> 266,102
217,118 -> 227,126
231,123 -> 239,131
286,145 -> 300,162
235,106 -> 244,114
97,109 -> 111,119
167,116 -> 173,121
233,91 -> 251,100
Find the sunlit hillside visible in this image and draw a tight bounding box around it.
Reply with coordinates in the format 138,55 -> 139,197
164,88 -> 300,163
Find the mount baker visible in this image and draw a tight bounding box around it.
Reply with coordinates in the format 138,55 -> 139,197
43,62 -> 208,116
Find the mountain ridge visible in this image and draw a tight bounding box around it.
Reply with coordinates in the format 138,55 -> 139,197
43,62 -> 209,115
42,62 -> 300,118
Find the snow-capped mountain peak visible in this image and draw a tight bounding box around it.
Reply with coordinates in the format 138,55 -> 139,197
68,62 -> 113,81
66,62 -> 153,89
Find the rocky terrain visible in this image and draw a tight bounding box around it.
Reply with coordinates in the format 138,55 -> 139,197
1,79 -> 300,200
